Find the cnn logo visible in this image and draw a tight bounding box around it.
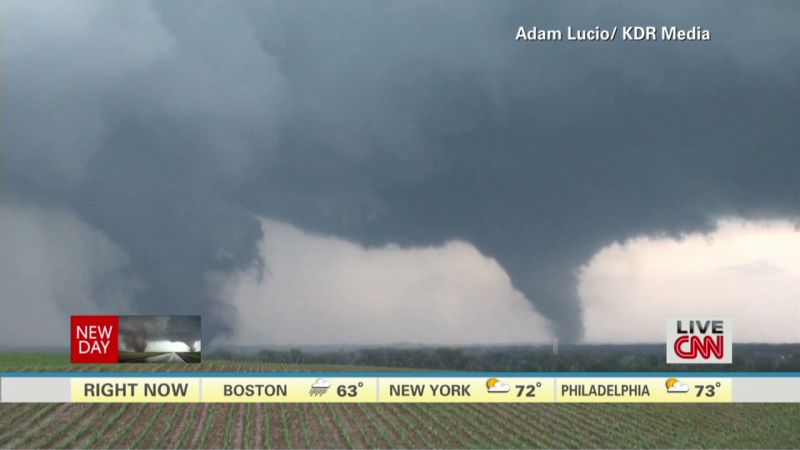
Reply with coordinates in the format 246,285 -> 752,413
666,317 -> 732,364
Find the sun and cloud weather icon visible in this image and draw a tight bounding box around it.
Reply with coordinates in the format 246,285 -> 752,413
665,377 -> 691,393
309,379 -> 332,396
486,377 -> 511,393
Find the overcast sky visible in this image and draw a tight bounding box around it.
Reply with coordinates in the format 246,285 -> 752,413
2,1 -> 798,346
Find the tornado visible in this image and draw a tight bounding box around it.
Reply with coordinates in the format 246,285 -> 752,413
3,1 -> 799,344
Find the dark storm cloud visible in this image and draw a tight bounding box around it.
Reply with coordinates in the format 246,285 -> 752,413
4,1 -> 798,342
4,1 -> 286,339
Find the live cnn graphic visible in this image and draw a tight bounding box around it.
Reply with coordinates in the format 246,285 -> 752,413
666,317 -> 732,364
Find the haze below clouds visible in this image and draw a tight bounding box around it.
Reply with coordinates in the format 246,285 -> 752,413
219,220 -> 554,346
1,0 -> 798,346
581,220 -> 800,343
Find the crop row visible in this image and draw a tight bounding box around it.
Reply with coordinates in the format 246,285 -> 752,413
1,403 -> 799,448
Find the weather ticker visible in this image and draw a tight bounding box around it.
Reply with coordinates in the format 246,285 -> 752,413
6,372 -> 800,404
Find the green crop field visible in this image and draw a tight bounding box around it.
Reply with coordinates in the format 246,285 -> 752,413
1,354 -> 798,449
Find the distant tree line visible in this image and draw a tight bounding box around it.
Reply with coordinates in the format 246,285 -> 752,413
208,344 -> 800,372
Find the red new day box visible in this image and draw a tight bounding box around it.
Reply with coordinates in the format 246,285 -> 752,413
71,315 -> 119,363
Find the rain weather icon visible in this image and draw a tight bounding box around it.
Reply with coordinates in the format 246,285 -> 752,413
665,377 -> 691,393
309,379 -> 332,396
486,377 -> 511,393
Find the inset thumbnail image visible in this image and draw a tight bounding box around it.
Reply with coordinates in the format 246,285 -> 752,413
118,316 -> 201,363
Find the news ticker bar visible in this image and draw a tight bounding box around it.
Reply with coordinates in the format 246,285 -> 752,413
2,375 -> 800,403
